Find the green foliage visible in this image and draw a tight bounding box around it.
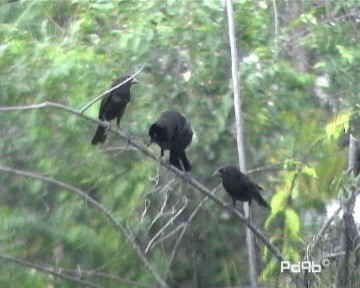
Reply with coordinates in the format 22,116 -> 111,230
326,110 -> 352,139
0,0 -> 359,287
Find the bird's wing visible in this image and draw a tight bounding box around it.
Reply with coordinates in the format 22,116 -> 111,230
254,191 -> 270,209
239,173 -> 263,191
98,93 -> 110,119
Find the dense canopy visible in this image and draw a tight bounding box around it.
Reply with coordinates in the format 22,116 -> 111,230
0,0 -> 359,287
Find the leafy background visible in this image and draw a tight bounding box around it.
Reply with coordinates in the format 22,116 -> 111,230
0,0 -> 359,287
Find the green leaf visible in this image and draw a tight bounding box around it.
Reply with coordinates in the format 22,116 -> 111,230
325,111 -> 351,139
302,165 -> 318,178
285,208 -> 300,235
270,191 -> 289,213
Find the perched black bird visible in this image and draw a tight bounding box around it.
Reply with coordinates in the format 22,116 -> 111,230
91,75 -> 139,145
213,166 -> 270,209
148,111 -> 193,171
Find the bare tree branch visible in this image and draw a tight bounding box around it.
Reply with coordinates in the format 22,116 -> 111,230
54,267 -> 155,288
165,188 -> 217,278
0,101 -> 284,261
0,165 -> 169,288
147,180 -> 176,231
247,163 -> 284,174
146,196 -> 188,253
99,145 -> 137,153
0,254 -> 155,288
0,254 -> 104,288
151,223 -> 187,252
308,206 -> 342,253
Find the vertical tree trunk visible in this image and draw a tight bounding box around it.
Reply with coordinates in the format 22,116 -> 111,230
336,134 -> 359,287
225,0 -> 257,286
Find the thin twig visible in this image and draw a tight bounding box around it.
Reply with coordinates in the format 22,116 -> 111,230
56,267 -> 154,288
0,254 -> 103,288
79,67 -> 143,113
167,185 -> 220,268
148,182 -> 176,231
145,197 -> 188,253
0,102 -> 284,261
151,223 -> 187,251
99,146 -> 137,153
309,206 -> 342,252
247,163 -> 284,174
323,251 -> 345,260
148,193 -> 170,231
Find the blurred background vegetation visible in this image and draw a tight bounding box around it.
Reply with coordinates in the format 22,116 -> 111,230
0,0 -> 359,287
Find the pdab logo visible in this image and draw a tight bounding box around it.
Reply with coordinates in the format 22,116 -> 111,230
281,259 -> 330,273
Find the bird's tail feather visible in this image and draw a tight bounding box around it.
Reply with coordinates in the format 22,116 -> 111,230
179,151 -> 191,171
91,125 -> 107,145
169,150 -> 182,170
254,192 -> 271,210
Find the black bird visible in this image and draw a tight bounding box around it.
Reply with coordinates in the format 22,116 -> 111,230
213,166 -> 270,209
91,75 -> 139,145
148,111 -> 193,171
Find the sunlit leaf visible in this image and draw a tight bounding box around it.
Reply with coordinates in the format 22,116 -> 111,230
285,208 -> 300,235
302,165 -> 318,178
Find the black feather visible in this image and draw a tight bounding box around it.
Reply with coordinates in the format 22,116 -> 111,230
149,111 -> 193,171
91,75 -> 138,145
215,166 -> 271,209
91,126 -> 107,145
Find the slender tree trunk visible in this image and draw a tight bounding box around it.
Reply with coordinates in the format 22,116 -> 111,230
225,0 -> 257,286
336,134 -> 360,287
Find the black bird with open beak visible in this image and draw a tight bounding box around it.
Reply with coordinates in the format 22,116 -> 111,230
213,166 -> 270,209
91,75 -> 139,145
148,111 -> 193,171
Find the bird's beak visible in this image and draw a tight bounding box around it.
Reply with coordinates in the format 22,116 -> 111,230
212,169 -> 220,177
147,138 -> 153,148
131,77 -> 140,84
